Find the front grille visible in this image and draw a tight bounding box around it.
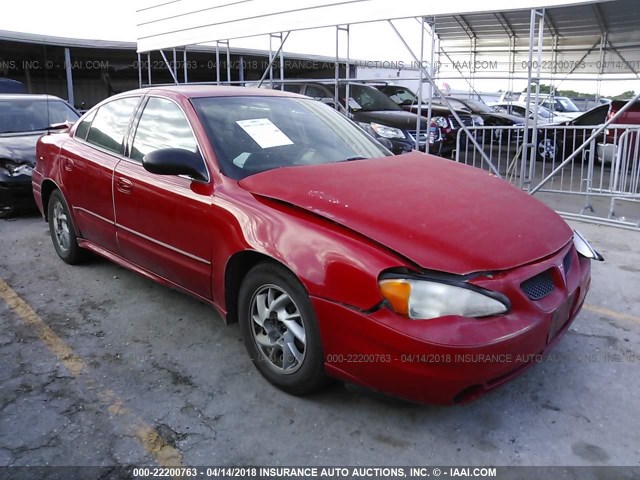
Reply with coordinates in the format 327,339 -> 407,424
521,270 -> 555,301
449,115 -> 474,129
563,251 -> 573,274
407,130 -> 429,143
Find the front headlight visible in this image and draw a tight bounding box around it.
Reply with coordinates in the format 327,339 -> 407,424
369,122 -> 406,139
573,230 -> 604,261
432,116 -> 449,128
472,115 -> 484,126
379,278 -> 509,320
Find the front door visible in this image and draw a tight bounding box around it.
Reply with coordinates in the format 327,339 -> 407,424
113,96 -> 213,300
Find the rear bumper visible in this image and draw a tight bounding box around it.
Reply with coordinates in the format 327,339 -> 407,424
313,243 -> 591,405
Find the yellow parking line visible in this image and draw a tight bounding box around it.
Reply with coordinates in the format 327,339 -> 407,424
584,303 -> 640,324
0,279 -> 183,468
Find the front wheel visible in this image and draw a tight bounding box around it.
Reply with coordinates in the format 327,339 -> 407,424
238,262 -> 329,395
47,190 -> 86,264
537,138 -> 559,162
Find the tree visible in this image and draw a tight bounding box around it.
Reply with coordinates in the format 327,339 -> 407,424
612,90 -> 636,100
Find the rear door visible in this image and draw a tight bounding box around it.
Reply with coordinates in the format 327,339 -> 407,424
113,95 -> 213,299
61,96 -> 141,252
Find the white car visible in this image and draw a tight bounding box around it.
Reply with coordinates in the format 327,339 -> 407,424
489,101 -> 574,124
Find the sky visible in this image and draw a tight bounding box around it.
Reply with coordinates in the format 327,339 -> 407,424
1,0 -> 638,97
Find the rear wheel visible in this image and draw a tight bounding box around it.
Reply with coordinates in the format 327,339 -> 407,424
47,190 -> 86,264
238,262 -> 329,395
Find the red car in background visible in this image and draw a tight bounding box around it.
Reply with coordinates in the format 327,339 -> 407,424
33,86 -> 601,404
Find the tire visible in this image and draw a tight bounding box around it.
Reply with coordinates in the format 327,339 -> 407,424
238,262 -> 329,395
47,190 -> 86,264
536,138 -> 559,162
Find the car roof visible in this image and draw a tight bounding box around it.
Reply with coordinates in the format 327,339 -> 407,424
138,85 -> 306,99
0,94 -> 67,101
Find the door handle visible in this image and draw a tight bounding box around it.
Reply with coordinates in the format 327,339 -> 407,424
116,177 -> 133,194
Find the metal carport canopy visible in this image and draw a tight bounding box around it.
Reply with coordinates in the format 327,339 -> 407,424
135,0 -> 602,53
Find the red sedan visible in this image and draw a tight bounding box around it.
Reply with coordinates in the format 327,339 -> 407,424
33,86 -> 602,404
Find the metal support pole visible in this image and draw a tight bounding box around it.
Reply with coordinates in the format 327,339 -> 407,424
159,50 -> 179,85
226,42 -> 231,84
334,26 -> 350,113
257,32 -> 290,88
215,43 -> 221,85
426,17 -> 436,154
521,9 -> 545,190
470,36 -> 477,97
183,47 -> 188,83
137,52 -> 142,88
279,33 -> 285,90
172,48 -> 177,81
415,17 -> 425,152
335,27 -> 340,111
239,55 -> 245,85
388,20 -> 501,177
269,35 -> 275,88
147,52 -> 151,86
344,26 -> 350,116
528,9 -> 546,183
417,19 -> 484,103
596,34 -> 607,102
64,47 -> 74,106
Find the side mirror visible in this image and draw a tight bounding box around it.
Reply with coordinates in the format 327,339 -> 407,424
48,121 -> 75,131
143,148 -> 208,181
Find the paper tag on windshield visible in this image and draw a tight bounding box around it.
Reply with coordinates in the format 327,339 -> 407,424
236,118 -> 293,149
347,97 -> 361,110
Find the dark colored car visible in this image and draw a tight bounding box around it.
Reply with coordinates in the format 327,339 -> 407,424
279,82 -> 436,155
0,94 -> 80,217
0,79 -> 26,94
438,97 -> 525,128
373,84 -> 482,157
34,86 -> 601,405
537,101 -> 640,163
552,100 -> 640,163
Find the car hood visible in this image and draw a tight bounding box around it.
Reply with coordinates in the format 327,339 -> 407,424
353,110 -> 428,130
0,132 -> 41,166
239,152 -> 572,274
483,111 -> 525,125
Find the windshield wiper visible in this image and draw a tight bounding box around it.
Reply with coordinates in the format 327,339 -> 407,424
340,156 -> 367,162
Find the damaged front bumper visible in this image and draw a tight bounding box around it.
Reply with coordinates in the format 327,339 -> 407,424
0,160 -> 35,215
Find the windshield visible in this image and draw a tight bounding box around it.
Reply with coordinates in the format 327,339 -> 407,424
345,84 -> 402,112
192,96 -> 391,180
378,86 -> 418,106
0,99 -> 79,133
535,104 -> 556,118
540,97 -> 580,113
557,98 -> 580,112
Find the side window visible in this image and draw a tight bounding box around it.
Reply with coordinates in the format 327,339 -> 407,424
305,85 -> 330,99
74,110 -> 96,140
86,97 -> 140,154
130,97 -> 199,163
